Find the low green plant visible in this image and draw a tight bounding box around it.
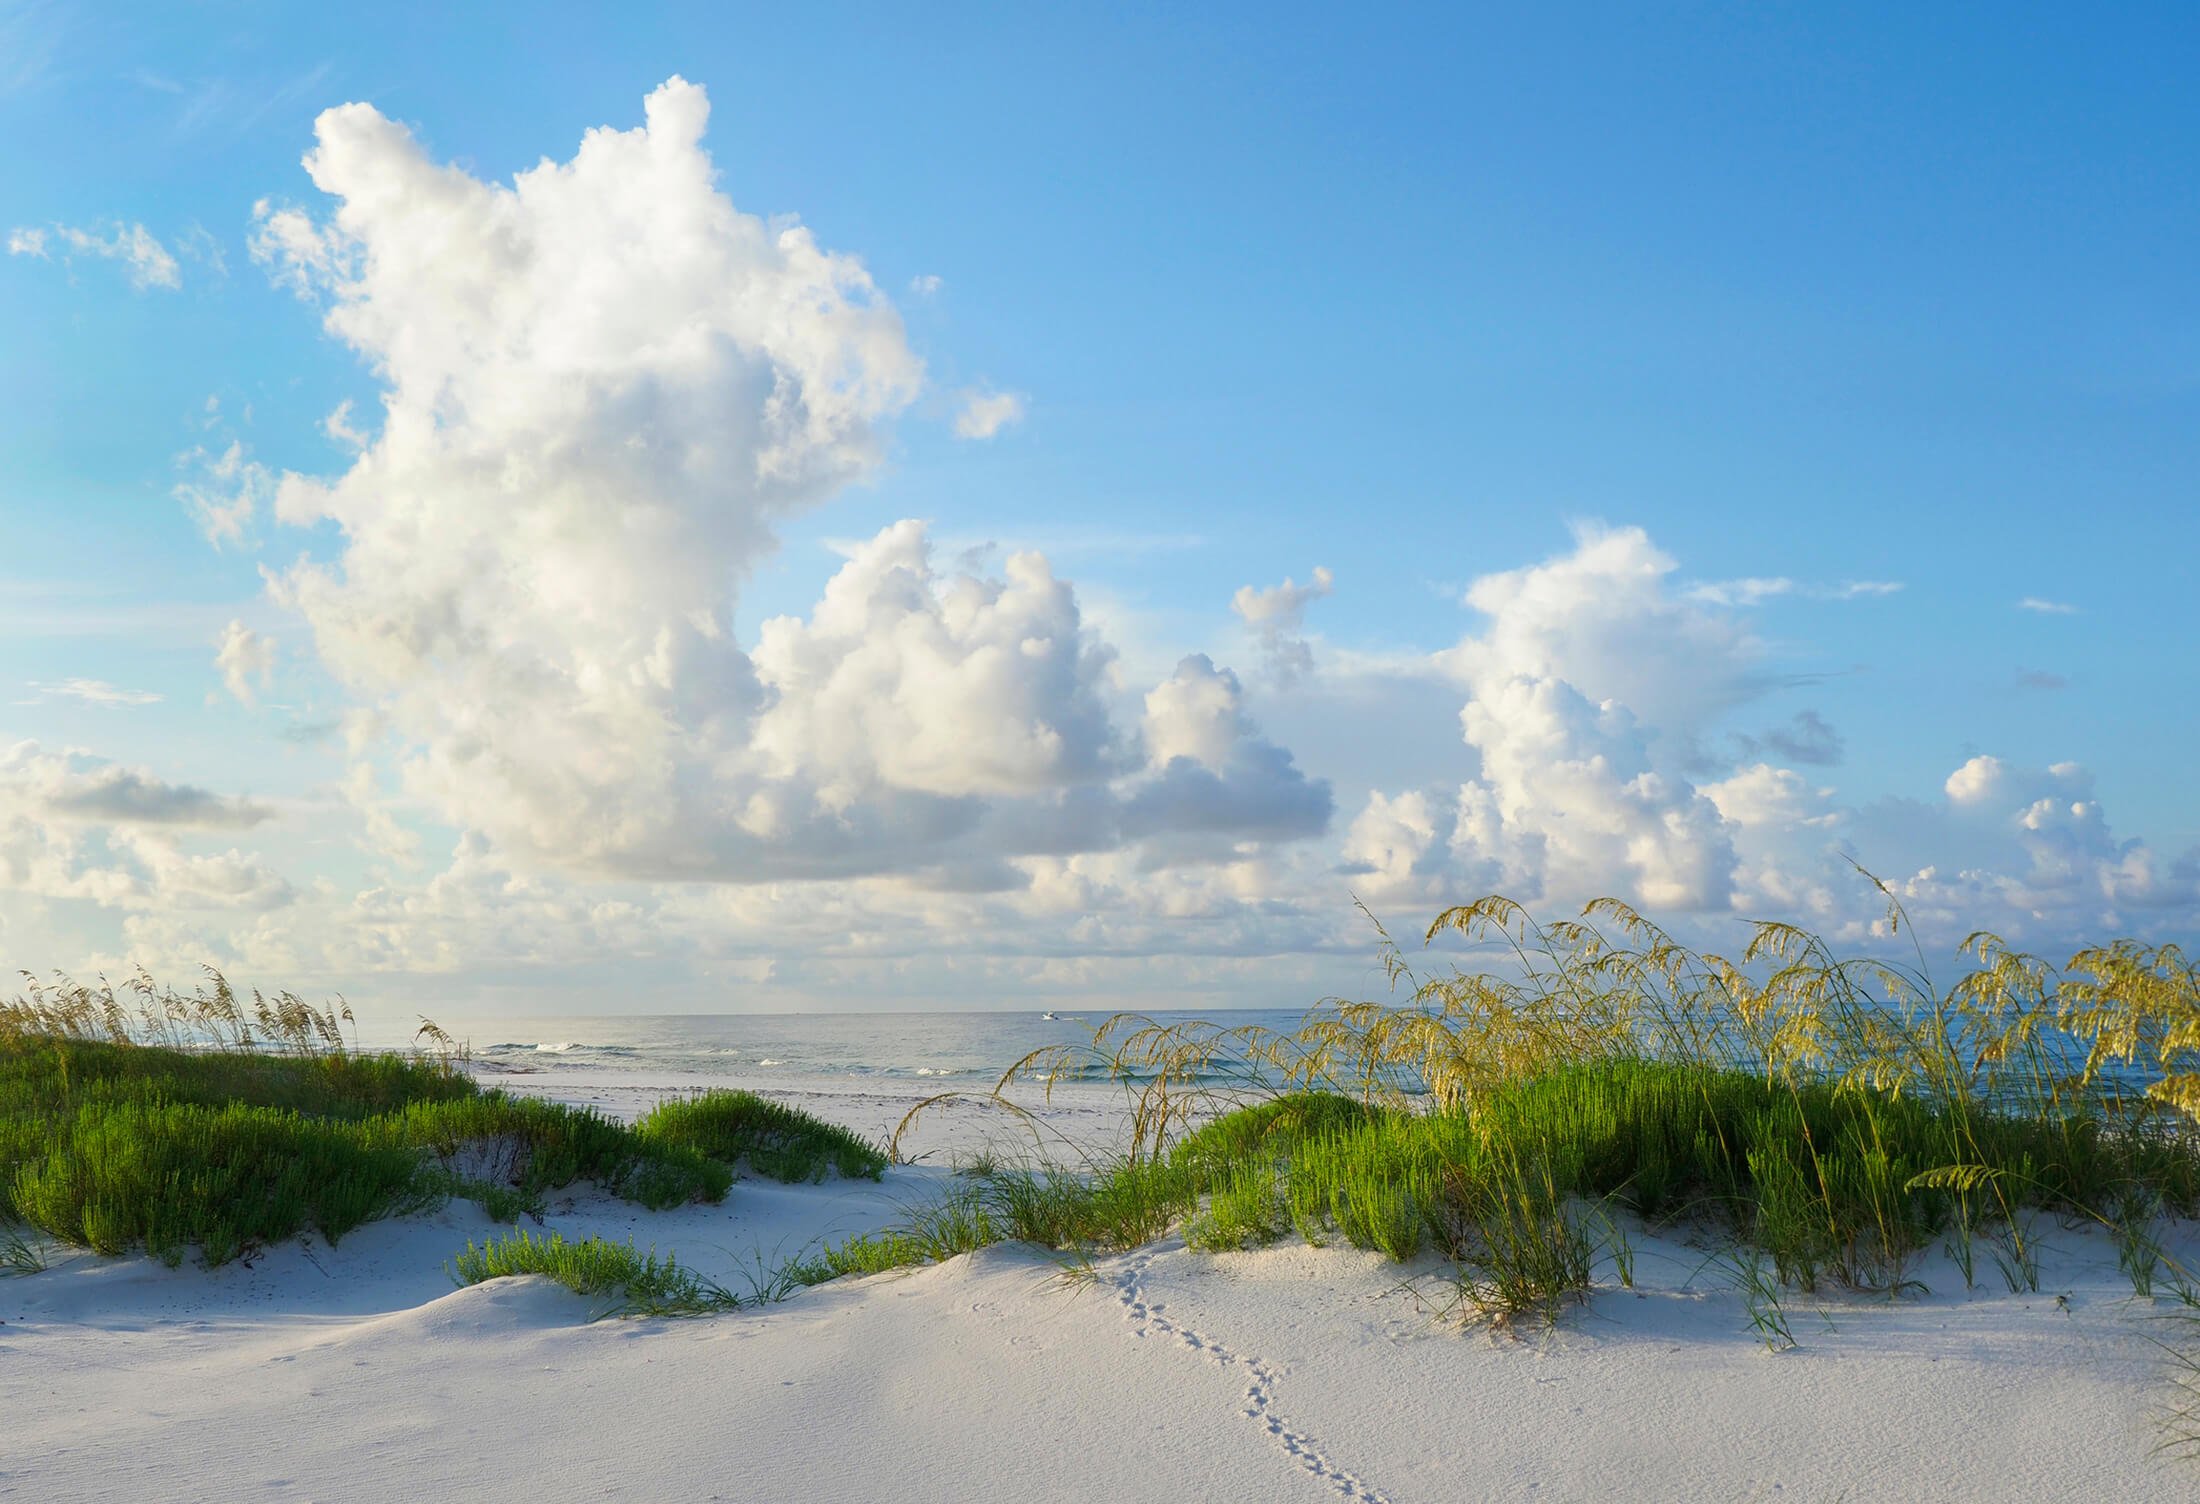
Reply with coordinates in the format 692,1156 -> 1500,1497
636,1090 -> 887,1183
1723,1246 -> 1797,1352
1,1216 -> 44,1276
802,1188 -> 1001,1283
0,1001 -> 911,1265
449,1229 -> 738,1317
1185,1161 -> 1284,1251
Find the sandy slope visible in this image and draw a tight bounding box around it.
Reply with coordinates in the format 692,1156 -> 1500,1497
5,1082 -> 2198,1502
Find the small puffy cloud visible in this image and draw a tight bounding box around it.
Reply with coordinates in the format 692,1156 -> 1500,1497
1700,763 -> 1839,831
321,398 -> 369,450
1125,655 -> 1331,859
1944,756 -> 2098,818
26,679 -> 162,707
8,220 -> 181,290
953,387 -> 1026,440
909,273 -> 943,297
1143,653 -> 1250,769
1945,754 -> 2009,807
1232,566 -> 1333,686
214,620 -> 276,705
174,440 -> 277,547
2019,597 -> 2079,615
1442,524 -> 1767,736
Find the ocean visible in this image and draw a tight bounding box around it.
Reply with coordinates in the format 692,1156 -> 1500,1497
371,1008 -> 1313,1091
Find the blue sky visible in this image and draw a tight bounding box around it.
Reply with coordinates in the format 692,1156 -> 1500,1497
2,3 -> 2195,1017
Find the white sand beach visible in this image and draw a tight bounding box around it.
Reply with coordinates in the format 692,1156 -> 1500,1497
5,1069 -> 2195,1504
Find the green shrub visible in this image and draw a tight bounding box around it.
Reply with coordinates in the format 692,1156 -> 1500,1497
450,1228 -> 737,1317
635,1090 -> 887,1183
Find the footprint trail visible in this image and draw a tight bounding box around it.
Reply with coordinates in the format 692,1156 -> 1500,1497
1111,1246 -> 1392,1503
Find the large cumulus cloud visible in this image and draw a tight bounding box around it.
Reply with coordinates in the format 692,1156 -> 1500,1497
243,79 -> 1326,886
1343,525 -> 2198,946
1347,526 -> 1743,909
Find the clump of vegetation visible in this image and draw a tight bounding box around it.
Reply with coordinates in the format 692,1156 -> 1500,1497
1,1216 -> 45,1276
0,970 -> 869,1268
450,1228 -> 738,1317
852,879 -> 2200,1328
636,1090 -> 887,1183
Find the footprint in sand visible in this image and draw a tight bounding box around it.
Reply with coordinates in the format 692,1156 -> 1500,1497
1111,1246 -> 1391,1504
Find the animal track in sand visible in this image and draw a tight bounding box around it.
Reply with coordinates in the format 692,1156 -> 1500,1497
1111,1246 -> 1390,1503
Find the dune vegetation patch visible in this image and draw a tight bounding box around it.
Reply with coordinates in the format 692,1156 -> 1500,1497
0,972 -> 879,1268
832,882 -> 2200,1333
449,1228 -> 743,1318
636,1089 -> 888,1183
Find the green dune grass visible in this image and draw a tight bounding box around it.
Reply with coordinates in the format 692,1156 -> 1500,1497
818,883 -> 2200,1331
0,978 -> 886,1268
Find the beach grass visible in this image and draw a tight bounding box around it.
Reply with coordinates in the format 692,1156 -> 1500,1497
1,1215 -> 44,1275
636,1089 -> 888,1183
840,881 -> 2200,1326
0,973 -> 875,1267
450,1228 -> 740,1317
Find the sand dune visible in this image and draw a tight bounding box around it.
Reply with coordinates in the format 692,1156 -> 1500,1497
5,1073 -> 2196,1502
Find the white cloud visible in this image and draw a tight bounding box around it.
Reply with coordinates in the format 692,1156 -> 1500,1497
213,620 -> 275,705
1685,576 -> 1793,607
1685,576 -> 1903,606
107,829 -> 294,911
35,78 -> 2161,1002
1700,763 -> 1838,831
1232,566 -> 1333,685
0,743 -> 283,917
2019,597 -> 2079,615
1358,526 -> 1751,911
8,220 -> 181,290
321,398 -> 369,450
26,678 -> 161,707
909,273 -> 943,297
1337,528 -> 2187,936
750,521 -> 1120,802
174,440 -> 278,547
1945,753 -> 2008,807
1440,524 -> 1766,737
36,768 -> 272,830
953,387 -> 1026,440
236,80 -> 1323,889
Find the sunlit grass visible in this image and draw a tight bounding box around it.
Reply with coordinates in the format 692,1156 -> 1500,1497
860,878 -> 2200,1330
0,975 -> 871,1267
450,1228 -> 739,1318
636,1090 -> 887,1183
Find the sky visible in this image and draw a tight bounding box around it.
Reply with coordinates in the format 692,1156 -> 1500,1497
2,2 -> 2196,1020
